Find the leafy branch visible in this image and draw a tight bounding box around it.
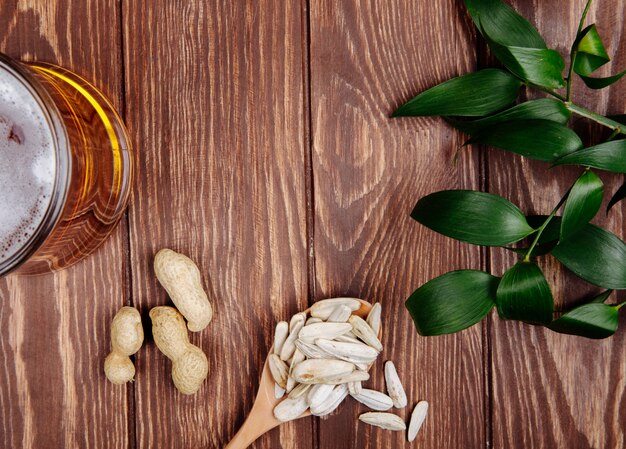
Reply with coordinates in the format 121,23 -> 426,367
394,0 -> 626,339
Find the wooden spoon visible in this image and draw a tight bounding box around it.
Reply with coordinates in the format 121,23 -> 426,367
225,300 -> 377,449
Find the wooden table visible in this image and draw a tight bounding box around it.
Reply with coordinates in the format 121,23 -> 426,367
1,1 -> 625,448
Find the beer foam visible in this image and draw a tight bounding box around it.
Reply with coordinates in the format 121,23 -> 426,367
0,63 -> 56,265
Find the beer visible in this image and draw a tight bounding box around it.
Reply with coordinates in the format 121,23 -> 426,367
0,54 -> 133,276
0,67 -> 56,267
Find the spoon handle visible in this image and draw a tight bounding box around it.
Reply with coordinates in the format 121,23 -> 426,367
224,413 -> 272,449
225,362 -> 282,449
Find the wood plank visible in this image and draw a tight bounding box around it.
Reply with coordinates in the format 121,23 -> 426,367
487,1 -> 626,447
0,1 -> 129,448
123,1 -> 312,447
309,1 -> 486,447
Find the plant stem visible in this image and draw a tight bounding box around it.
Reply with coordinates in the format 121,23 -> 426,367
615,300 -> 626,311
566,0 -> 594,101
566,102 -> 626,135
576,0 -> 594,43
524,168 -> 593,261
522,176 -> 580,262
607,129 -> 621,141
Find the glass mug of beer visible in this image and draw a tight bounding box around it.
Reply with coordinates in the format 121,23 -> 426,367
0,54 -> 133,276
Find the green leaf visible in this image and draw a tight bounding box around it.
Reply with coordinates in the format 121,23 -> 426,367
445,99 -> 571,135
589,290 -> 613,304
607,178 -> 626,212
468,119 -> 583,162
560,170 -> 603,240
405,270 -> 499,336
552,224 -> 626,289
574,25 -> 609,74
496,261 -> 554,324
553,139 -> 626,173
411,190 -> 535,246
465,0 -> 564,89
392,69 -> 521,117
578,70 -> 626,89
487,40 -> 566,89
548,303 -> 618,339
464,0 -> 546,48
573,24 -> 626,89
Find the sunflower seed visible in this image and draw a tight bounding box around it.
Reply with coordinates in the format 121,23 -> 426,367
289,349 -> 306,371
327,305 -> 352,323
359,412 -> 406,431
315,338 -> 379,364
275,383 -> 286,399
384,361 -> 407,408
349,315 -> 383,352
273,321 -> 289,356
310,384 -> 349,416
280,319 -> 304,361
292,359 -> 355,384
310,298 -> 361,320
295,340 -> 331,359
272,300 -> 385,423
366,303 -> 382,336
288,382 -> 311,399
355,362 -> 369,371
348,381 -> 362,396
351,389 -> 393,411
273,395 -> 309,422
289,313 -> 306,332
307,383 -> 335,409
268,354 -> 288,388
286,349 -> 306,393
327,369 -> 370,384
298,322 -> 352,342
334,333 -> 361,344
408,401 -> 429,442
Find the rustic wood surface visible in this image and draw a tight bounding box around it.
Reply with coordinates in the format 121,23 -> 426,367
123,1 -> 312,448
0,0 -> 625,448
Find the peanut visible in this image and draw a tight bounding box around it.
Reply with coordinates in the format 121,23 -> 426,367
150,306 -> 208,394
154,248 -> 213,332
104,306 -> 144,384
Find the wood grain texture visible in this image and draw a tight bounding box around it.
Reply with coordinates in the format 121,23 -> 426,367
123,1 -> 312,447
487,1 -> 626,448
0,1 -> 130,448
309,0 -> 486,447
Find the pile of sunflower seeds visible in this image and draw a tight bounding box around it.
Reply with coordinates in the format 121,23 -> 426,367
269,297 -> 429,443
